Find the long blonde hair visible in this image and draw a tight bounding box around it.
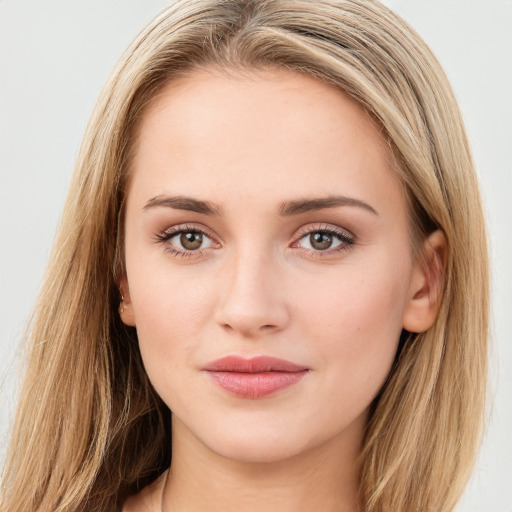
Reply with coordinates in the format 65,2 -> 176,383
1,1 -> 489,511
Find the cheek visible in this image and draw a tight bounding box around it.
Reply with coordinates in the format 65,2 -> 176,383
126,257 -> 217,381
295,253 -> 410,394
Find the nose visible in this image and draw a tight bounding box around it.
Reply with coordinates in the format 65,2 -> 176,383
214,250 -> 290,338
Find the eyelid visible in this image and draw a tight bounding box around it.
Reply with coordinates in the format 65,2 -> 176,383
293,223 -> 355,241
153,223 -> 221,256
153,222 -> 355,258
290,223 -> 356,254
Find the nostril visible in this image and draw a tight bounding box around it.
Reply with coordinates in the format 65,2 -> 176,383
222,323 -> 274,330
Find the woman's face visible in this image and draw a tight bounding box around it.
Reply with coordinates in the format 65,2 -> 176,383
121,68 -> 429,463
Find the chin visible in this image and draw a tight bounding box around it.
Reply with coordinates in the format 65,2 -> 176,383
207,433 -> 311,464
187,414 -> 338,465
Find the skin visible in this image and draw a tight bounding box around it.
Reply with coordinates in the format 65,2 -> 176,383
120,67 -> 445,512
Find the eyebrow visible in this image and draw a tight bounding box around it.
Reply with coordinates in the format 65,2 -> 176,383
142,194 -> 378,217
278,196 -> 378,216
143,195 -> 222,215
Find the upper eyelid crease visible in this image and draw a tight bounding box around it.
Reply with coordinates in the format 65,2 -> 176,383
296,223 -> 354,237
155,224 -> 215,240
155,225 -> 353,252
294,226 -> 355,245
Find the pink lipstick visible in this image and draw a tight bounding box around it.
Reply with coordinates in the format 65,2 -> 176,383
202,355 -> 309,399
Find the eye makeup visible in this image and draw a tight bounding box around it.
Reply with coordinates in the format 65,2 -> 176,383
153,221 -> 356,260
291,224 -> 356,258
153,223 -> 219,258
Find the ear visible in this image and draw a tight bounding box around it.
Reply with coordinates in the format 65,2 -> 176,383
402,229 -> 447,333
118,275 -> 136,327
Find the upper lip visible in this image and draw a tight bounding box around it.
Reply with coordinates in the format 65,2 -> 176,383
202,355 -> 308,373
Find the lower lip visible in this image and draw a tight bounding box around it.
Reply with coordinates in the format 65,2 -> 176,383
206,370 -> 308,399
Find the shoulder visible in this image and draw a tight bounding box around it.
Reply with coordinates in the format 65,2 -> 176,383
122,471 -> 167,512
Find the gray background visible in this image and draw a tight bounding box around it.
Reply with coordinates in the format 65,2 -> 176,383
1,1 -> 511,510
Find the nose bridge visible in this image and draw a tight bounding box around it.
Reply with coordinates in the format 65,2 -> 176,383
215,242 -> 288,337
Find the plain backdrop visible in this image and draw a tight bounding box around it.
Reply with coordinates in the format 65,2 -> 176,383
0,1 -> 511,510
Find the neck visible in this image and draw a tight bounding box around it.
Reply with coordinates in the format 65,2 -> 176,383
162,416 -> 363,512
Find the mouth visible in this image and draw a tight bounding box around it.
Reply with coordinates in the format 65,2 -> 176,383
202,355 -> 309,399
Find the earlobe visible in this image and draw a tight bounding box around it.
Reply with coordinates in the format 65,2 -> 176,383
402,229 -> 447,333
118,276 -> 136,327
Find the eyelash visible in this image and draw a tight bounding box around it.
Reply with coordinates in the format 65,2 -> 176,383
292,225 -> 355,256
153,224 -> 214,258
154,223 -> 356,258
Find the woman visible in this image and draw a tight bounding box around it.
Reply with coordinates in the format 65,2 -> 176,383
1,1 -> 489,511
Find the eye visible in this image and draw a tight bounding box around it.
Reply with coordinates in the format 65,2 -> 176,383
172,231 -> 208,251
154,225 -> 217,256
293,225 -> 355,254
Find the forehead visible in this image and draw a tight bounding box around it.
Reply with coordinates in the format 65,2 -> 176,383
127,67 -> 404,217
